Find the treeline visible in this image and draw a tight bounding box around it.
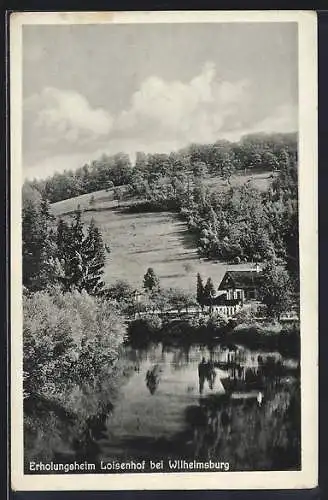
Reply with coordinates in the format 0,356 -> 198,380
25,132 -> 297,204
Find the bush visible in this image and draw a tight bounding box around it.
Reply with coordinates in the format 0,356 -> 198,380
23,288 -> 126,413
127,314 -> 162,344
206,312 -> 229,331
232,308 -> 257,325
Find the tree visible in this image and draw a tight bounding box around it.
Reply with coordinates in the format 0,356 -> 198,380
263,151 -> 279,173
204,277 -> 216,311
111,152 -> 133,185
22,196 -> 57,291
166,288 -> 190,314
113,186 -> 124,207
60,208 -> 85,291
221,154 -> 235,185
105,180 -> 114,192
56,212 -> 106,295
204,277 -> 215,299
259,261 -> 293,319
143,268 -> 160,293
80,218 -> 106,295
196,273 -> 205,306
104,280 -> 135,303
192,161 -> 208,178
135,151 -> 148,171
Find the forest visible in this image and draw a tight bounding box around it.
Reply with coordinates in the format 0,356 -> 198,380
26,132 -> 296,203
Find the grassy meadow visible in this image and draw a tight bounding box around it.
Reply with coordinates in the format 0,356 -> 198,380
50,170 -> 275,293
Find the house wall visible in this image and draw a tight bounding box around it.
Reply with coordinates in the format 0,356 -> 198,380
224,288 -> 245,301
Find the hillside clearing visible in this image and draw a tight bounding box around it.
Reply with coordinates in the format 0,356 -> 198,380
51,207 -> 261,294
50,170 -> 274,293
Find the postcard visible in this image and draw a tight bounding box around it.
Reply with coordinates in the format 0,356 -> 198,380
10,10 -> 318,491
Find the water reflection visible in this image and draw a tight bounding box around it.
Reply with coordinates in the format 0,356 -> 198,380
145,364 -> 162,394
198,358 -> 217,394
25,341 -> 300,471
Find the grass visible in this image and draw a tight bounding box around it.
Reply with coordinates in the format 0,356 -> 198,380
50,170 -> 275,294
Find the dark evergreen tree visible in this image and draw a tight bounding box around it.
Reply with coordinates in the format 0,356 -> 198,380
22,196 -> 57,291
204,277 -> 216,311
143,268 -> 159,293
80,218 -> 106,295
56,217 -> 73,290
56,213 -> 106,295
196,273 -> 205,306
66,207 -> 85,290
56,208 -> 84,291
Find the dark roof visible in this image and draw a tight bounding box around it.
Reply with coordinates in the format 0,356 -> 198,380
218,270 -> 263,290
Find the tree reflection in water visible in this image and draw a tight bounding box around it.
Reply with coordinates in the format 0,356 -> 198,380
145,364 -> 162,395
198,358 -> 217,394
183,378 -> 300,470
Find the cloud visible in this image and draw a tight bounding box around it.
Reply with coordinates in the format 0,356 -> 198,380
24,139 -> 184,180
116,62 -> 250,144
24,87 -> 113,145
252,103 -> 298,134
222,103 -> 298,142
23,63 -> 297,178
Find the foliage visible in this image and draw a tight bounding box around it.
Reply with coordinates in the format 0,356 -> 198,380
187,380 -> 300,470
104,280 -> 135,303
56,210 -> 106,295
203,277 -> 216,302
196,273 -> 205,306
259,261 -> 293,319
232,307 -> 257,325
22,195 -> 58,291
128,315 -> 162,344
165,288 -> 197,313
143,267 -> 160,293
23,289 -> 126,411
25,133 -> 297,205
206,311 -> 229,330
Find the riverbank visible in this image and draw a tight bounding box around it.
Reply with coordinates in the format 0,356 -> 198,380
127,316 -> 300,359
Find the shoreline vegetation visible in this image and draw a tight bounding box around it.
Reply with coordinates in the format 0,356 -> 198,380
127,314 -> 300,358
22,132 -> 300,471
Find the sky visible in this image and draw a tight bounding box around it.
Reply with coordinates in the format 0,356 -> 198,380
22,22 -> 298,179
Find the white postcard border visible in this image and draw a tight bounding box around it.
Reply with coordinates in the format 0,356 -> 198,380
10,10 -> 318,491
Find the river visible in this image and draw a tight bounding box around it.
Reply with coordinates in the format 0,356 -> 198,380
95,341 -> 300,470
25,340 -> 301,472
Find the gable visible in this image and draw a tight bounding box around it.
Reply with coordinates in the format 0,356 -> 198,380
218,272 -> 234,290
218,270 -> 263,291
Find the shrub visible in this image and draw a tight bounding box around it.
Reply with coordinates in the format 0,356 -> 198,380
23,288 -> 126,413
127,314 -> 162,344
207,312 -> 229,330
232,308 -> 257,325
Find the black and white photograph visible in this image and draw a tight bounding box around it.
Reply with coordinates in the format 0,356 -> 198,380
10,11 -> 318,491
